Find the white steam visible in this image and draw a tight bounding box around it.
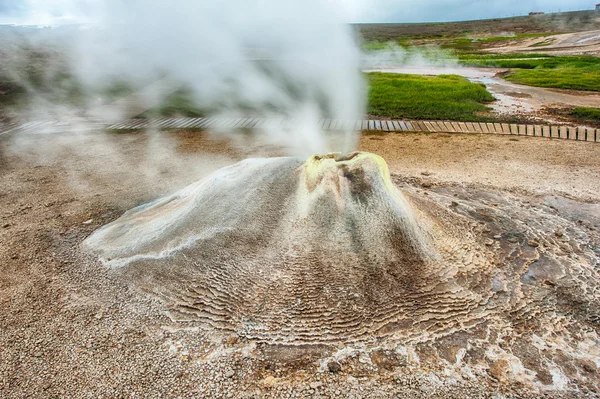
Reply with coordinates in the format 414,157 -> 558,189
65,0 -> 366,156
362,43 -> 459,69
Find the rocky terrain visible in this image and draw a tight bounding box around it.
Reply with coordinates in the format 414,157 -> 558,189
1,130 -> 599,398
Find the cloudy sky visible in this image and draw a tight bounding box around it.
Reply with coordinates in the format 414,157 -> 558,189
0,0 -> 597,25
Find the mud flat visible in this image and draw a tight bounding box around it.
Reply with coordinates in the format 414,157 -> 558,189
1,130 -> 599,398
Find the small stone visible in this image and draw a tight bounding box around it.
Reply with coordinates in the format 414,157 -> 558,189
421,171 -> 432,176
581,360 -> 597,373
421,181 -> 432,188
33,352 -> 42,357
222,335 -> 239,346
2,223 -> 10,228
527,239 -> 539,247
225,369 -> 235,378
310,382 -> 323,389
488,359 -> 510,381
554,229 -> 564,237
493,235 -> 502,239
83,219 -> 93,225
450,201 -> 458,207
485,239 -> 494,246
327,361 -> 342,373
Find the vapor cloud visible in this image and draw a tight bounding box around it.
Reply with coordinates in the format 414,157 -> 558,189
3,0 -> 366,158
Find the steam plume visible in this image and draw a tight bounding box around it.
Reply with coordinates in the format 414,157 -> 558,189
67,0 -> 366,156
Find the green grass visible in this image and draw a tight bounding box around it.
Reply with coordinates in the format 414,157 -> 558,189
459,54 -> 598,68
458,54 -> 600,91
504,67 -> 600,91
570,107 -> 600,122
0,47 -> 139,116
147,73 -> 499,122
367,72 -> 495,121
362,31 -> 561,52
139,88 -> 205,118
362,41 -> 394,51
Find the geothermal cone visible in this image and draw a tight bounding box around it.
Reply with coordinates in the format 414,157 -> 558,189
84,152 -> 489,343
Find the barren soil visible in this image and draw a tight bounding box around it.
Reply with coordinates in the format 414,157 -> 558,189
1,130 -> 599,398
484,30 -> 600,57
356,11 -> 600,41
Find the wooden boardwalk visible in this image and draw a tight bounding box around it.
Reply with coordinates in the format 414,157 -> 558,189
106,117 -> 600,142
1,117 -> 598,143
0,120 -> 104,137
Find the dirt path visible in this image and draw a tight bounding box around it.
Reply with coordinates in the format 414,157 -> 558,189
482,76 -> 600,116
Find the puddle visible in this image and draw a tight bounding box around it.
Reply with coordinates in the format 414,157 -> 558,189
577,33 -> 600,44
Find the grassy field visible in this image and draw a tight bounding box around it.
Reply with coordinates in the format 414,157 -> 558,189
140,73 -> 497,122
0,48 -> 137,117
457,54 -> 600,91
504,65 -> 600,92
0,50 -> 86,110
139,88 -> 205,118
459,53 -> 599,68
359,12 -> 600,93
2,19 -> 597,124
364,37 -> 600,92
362,33 -> 558,53
367,72 -> 495,121
570,107 -> 600,122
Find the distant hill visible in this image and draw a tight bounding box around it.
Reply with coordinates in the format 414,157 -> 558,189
355,10 -> 600,41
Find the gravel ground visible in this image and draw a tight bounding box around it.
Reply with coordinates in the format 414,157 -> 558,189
1,130 -> 599,398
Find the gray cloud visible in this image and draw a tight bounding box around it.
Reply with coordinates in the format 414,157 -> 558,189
342,0 -> 598,22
